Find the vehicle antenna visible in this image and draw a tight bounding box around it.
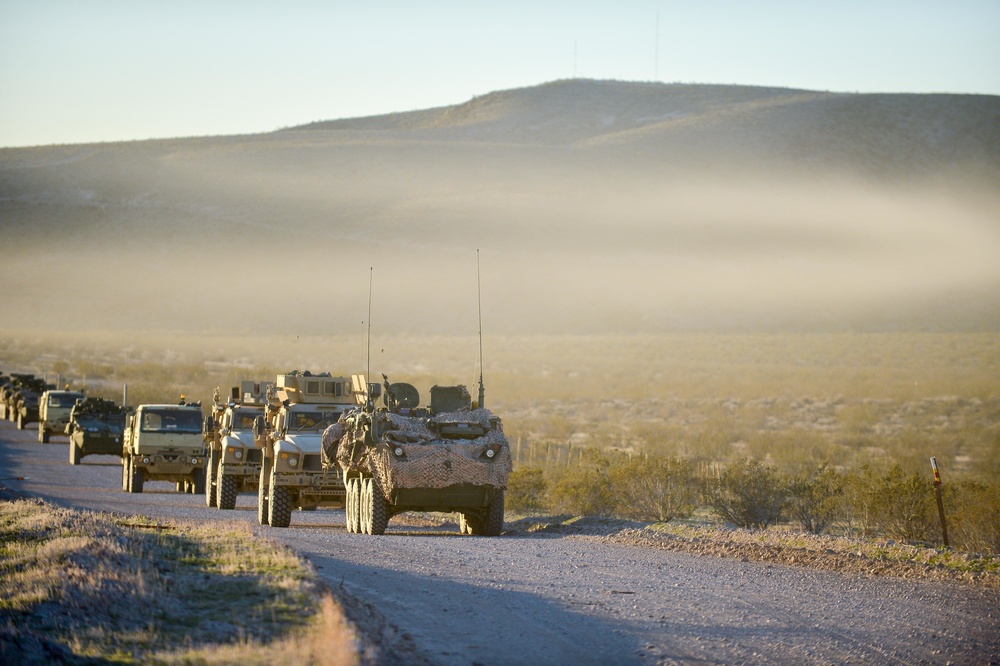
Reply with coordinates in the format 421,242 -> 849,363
477,249 -> 485,409
367,267 -> 373,408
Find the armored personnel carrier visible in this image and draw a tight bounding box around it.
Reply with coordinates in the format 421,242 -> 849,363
256,372 -> 353,527
205,380 -> 273,510
122,401 -> 207,494
38,387 -> 86,443
66,397 -> 126,465
327,374 -> 511,536
10,376 -> 51,430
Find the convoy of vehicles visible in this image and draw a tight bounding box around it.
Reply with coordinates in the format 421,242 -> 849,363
205,380 -> 273,509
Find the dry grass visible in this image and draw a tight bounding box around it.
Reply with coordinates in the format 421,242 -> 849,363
0,498 -> 356,665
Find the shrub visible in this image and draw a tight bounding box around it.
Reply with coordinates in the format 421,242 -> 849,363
506,467 -> 548,513
707,458 -> 789,529
947,481 -> 1000,554
844,464 -> 935,542
546,450 -> 614,516
787,462 -> 844,534
608,455 -> 696,522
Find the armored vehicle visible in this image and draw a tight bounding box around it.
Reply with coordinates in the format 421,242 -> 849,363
66,397 -> 126,465
0,373 -> 26,420
328,374 -> 511,536
205,380 -> 273,510
10,376 -> 51,430
38,388 -> 86,443
256,372 -> 352,527
122,402 -> 207,494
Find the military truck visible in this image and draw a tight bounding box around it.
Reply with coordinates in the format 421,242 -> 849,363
122,402 -> 207,494
256,372 -> 353,527
38,387 -> 86,443
328,374 -> 511,536
66,397 -> 126,465
205,380 -> 273,510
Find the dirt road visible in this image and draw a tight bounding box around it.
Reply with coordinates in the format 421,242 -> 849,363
2,419 -> 997,665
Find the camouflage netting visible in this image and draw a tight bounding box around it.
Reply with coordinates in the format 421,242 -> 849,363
323,408 -> 512,495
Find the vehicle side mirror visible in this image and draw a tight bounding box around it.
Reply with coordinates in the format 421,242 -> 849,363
253,415 -> 266,438
368,383 -> 382,399
204,416 -> 215,433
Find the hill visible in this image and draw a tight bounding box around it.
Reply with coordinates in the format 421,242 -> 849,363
1,79 -> 999,334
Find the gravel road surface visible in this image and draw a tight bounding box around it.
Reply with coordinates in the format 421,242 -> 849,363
2,419 -> 997,665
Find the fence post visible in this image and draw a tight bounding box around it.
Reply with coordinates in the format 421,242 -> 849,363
930,457 -> 949,548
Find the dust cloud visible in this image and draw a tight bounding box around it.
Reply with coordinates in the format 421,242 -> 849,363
1,92 -> 999,337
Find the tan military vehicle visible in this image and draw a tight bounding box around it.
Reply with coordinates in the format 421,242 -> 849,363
122,402 -> 207,494
328,374 -> 511,536
205,380 -> 273,510
256,372 -> 353,527
38,387 -> 86,443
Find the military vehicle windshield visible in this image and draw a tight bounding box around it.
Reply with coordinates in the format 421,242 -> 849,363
49,393 -> 84,407
288,408 -> 342,432
76,414 -> 116,431
231,408 -> 259,431
140,409 -> 203,434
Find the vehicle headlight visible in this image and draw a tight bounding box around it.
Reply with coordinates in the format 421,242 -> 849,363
394,446 -> 404,457
142,457 -> 151,464
191,457 -> 201,465
234,450 -> 243,460
288,456 -> 298,467
485,448 -> 496,458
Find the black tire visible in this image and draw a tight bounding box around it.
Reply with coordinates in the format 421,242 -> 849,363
258,458 -> 271,525
130,463 -> 144,493
482,491 -> 505,536
218,474 -> 238,510
69,442 -> 80,466
269,483 -> 292,528
205,451 -> 217,507
362,476 -> 388,535
192,467 -> 206,495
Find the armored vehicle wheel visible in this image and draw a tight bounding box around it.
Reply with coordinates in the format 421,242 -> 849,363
205,451 -> 218,507
345,478 -> 359,533
269,484 -> 292,528
192,467 -> 206,495
257,458 -> 271,525
461,492 -> 504,536
218,474 -> 238,510
361,477 -> 388,535
69,442 -> 81,466
39,425 -> 49,443
482,491 -> 505,536
129,462 -> 144,493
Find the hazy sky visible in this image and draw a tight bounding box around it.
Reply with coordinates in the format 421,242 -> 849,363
2,0 -> 998,148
